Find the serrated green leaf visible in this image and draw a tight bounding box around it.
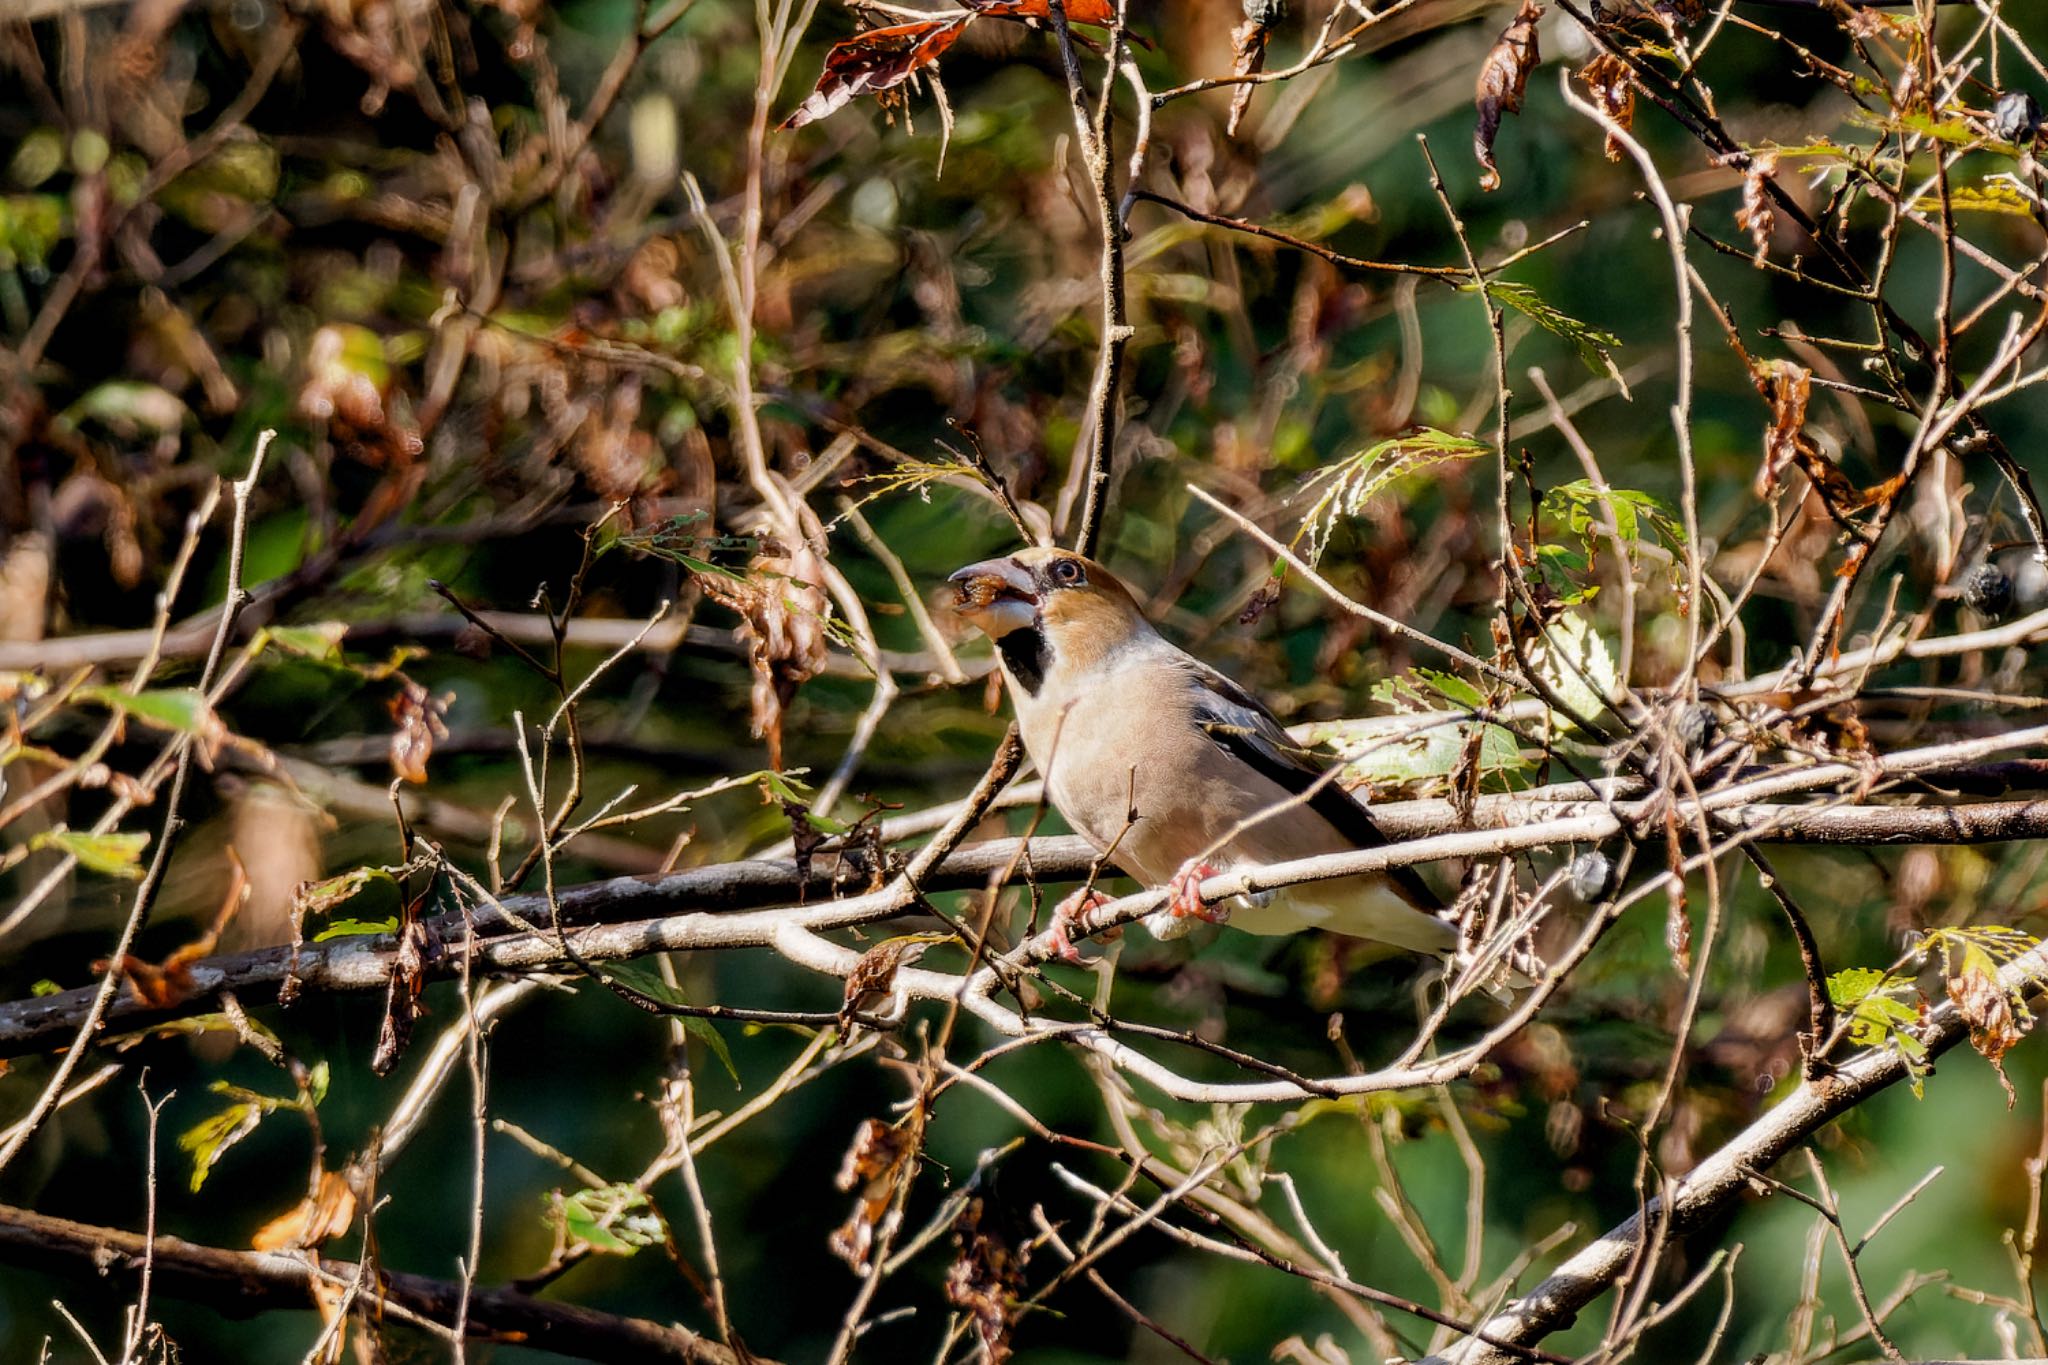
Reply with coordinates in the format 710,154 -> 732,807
1477,280 -> 1627,387
1825,966 -> 1888,1008
589,961 -> 738,1084
1293,430 -> 1492,567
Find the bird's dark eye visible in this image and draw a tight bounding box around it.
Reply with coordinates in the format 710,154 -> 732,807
1050,559 -> 1085,587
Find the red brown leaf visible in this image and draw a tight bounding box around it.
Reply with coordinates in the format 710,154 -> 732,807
781,17 -> 971,132
960,0 -> 1117,25
944,1194 -> 1029,1363
829,1116 -> 922,1272
387,679 -> 449,786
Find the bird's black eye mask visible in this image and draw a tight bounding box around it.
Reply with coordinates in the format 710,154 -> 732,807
996,624 -> 1051,696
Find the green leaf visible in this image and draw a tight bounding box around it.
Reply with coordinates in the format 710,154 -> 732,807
179,1101 -> 264,1192
293,867 -> 400,923
1825,966 -> 1888,1009
551,1183 -> 667,1255
265,622 -> 349,663
1911,180 -> 2038,217
1529,613 -> 1618,729
1826,967 -> 1924,1054
1311,715 -> 1525,787
30,979 -> 61,997
75,686 -> 217,736
312,916 -> 399,942
107,1012 -> 283,1052
1477,280 -> 1627,388
1293,430 -> 1492,566
588,961 -> 739,1084
33,829 -> 149,878
56,381 -> 188,437
305,1061 -> 330,1108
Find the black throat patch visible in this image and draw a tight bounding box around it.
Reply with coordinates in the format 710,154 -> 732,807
996,626 -> 1050,696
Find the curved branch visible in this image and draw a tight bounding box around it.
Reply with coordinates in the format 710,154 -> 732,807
0,1202 -> 749,1365
1425,937 -> 2048,1364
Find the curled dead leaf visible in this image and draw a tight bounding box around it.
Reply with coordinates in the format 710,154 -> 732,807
1735,151 -> 1778,263
252,1169 -> 358,1252
699,547 -> 829,769
781,17 -> 971,132
387,679 -> 450,785
1576,53 -> 1633,160
1225,0 -> 1288,138
369,912 -> 438,1076
945,1194 -> 1029,1364
839,934 -> 944,1035
1756,360 -> 1904,517
1948,966 -> 2027,1106
830,1116 -> 921,1272
1474,0 -> 1543,192
96,851 -> 250,1008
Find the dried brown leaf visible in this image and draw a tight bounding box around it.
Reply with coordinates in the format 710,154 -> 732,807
370,912 -> 437,1077
96,851 -> 250,1008
252,1169 -> 358,1252
830,1116 -> 921,1272
1576,53 -> 1633,161
387,679 -> 449,786
944,1194 -> 1029,1363
840,934 -> 941,1034
1474,0 -> 1543,192
1948,966 -> 2027,1105
781,17 -> 972,132
1756,360 -> 1904,517
700,549 -> 829,769
1225,3 -> 1282,138
1735,151 -> 1777,262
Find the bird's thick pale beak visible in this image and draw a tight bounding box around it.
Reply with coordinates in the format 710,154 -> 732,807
948,557 -> 1038,637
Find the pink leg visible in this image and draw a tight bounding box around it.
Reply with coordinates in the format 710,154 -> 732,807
1047,886 -> 1115,964
1166,859 -> 1230,923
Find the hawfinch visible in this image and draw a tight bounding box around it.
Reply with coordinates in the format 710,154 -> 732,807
949,546 -> 1458,965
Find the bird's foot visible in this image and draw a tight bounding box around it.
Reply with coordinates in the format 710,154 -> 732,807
1166,859 -> 1231,924
1048,886 -> 1117,964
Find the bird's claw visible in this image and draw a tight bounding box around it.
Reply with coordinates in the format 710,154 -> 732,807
1048,886 -> 1116,964
1166,859 -> 1230,923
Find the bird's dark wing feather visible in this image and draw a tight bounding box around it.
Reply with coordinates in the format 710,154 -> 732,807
1180,658 -> 1440,913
